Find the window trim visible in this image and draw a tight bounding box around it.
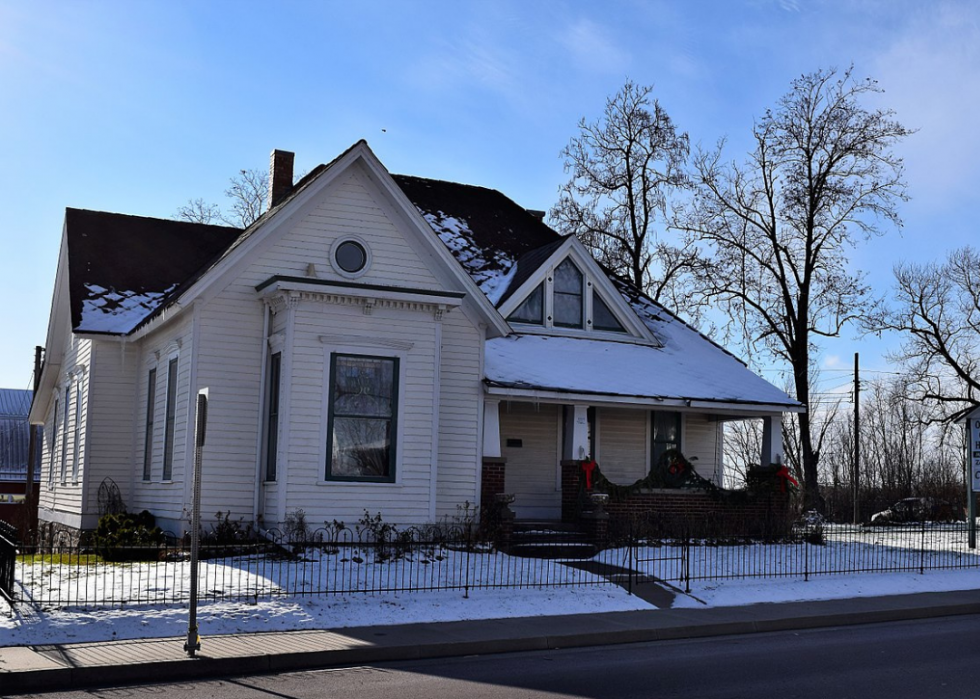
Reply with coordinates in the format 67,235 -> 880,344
59,385 -> 69,484
162,357 -> 178,481
71,380 -> 82,483
324,352 -> 400,483
49,397 -> 59,485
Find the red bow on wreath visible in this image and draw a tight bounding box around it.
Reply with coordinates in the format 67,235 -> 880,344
667,459 -> 686,476
775,465 -> 799,493
581,458 -> 598,490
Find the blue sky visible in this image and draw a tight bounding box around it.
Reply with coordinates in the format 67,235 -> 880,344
1,0 -> 977,394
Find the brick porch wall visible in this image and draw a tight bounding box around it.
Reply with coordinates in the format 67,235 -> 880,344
562,461 -> 792,537
481,458 -> 507,512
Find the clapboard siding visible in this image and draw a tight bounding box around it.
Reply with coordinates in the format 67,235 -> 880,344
596,407 -> 648,484
38,335 -> 94,520
500,402 -> 561,520
126,316 -> 197,525
684,413 -> 720,483
435,311 -> 483,517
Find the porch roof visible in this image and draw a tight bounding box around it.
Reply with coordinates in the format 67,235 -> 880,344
484,334 -> 802,411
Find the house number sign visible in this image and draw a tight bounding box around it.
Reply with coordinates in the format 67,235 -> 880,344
972,418 -> 980,492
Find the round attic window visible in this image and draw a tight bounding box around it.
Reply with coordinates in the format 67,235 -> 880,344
334,239 -> 368,274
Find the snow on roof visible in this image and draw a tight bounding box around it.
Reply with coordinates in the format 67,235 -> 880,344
420,210 -> 517,305
485,333 -> 798,407
77,284 -> 175,334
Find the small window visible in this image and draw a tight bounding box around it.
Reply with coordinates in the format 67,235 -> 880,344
651,411 -> 681,467
326,354 -> 398,481
335,240 -> 367,274
553,259 -> 583,328
49,398 -> 59,484
265,352 -> 282,481
507,283 -> 544,324
143,368 -> 156,481
162,358 -> 178,481
592,291 -> 626,332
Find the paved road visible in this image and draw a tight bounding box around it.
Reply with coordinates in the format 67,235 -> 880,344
21,615 -> 980,699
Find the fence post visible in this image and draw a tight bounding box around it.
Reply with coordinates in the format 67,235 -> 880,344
920,519 -> 926,575
0,520 -> 18,605
627,519 -> 634,596
804,528 -> 809,582
684,538 -> 690,594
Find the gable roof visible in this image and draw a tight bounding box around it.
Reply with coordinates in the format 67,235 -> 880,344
65,209 -> 241,334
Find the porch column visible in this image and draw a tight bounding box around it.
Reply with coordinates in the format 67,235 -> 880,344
563,404 -> 591,461
483,399 -> 501,458
760,414 -> 783,466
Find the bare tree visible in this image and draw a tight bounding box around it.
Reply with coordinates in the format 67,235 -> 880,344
678,67 -> 912,510
881,246 -> 980,416
550,81 -> 705,319
175,168 -> 269,228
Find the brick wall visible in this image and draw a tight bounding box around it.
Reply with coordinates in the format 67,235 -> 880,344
481,458 -> 506,511
562,461 -> 792,538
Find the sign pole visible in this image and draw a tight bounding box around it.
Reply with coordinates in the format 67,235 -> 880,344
185,388 -> 208,657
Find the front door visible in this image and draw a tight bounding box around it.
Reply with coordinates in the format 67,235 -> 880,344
499,402 -> 561,520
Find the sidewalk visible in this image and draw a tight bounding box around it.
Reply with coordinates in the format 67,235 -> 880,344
3,588 -> 980,695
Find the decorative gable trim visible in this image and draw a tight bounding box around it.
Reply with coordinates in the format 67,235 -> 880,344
497,237 -> 657,344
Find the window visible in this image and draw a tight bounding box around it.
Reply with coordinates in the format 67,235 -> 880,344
60,386 -> 69,483
553,259 -> 583,328
49,398 -> 59,484
143,368 -> 156,481
326,354 -> 398,481
651,411 -> 681,467
507,283 -> 543,324
335,240 -> 367,273
265,352 -> 282,481
162,358 -> 178,481
592,291 -> 626,332
72,382 -> 82,482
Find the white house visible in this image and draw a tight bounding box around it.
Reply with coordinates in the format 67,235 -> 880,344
28,141 -> 801,540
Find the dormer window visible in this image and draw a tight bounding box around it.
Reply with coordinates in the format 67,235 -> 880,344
505,255 -> 630,335
592,290 -> 626,333
508,283 -> 544,325
553,259 -> 583,328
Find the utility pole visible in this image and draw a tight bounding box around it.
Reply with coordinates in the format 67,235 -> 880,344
853,352 -> 860,525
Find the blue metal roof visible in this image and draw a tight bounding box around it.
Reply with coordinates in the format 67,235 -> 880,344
0,389 -> 34,481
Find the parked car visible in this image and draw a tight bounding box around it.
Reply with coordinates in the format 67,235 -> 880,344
870,497 -> 964,525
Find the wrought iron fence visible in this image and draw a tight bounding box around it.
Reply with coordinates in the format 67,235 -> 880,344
6,520 -> 980,610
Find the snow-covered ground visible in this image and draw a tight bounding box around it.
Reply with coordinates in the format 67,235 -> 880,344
3,533 -> 980,648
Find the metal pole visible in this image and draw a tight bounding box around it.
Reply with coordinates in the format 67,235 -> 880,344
25,346 -> 43,537
853,353 -> 860,525
185,389 -> 208,657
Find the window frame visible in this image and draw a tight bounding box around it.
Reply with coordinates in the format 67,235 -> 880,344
324,353 -> 400,483
59,385 -> 69,484
71,380 -> 82,483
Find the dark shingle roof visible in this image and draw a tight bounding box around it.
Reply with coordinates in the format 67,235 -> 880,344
0,389 -> 32,478
391,175 -> 565,305
66,209 -> 241,334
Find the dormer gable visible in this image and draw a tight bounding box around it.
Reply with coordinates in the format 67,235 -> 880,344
497,237 -> 656,344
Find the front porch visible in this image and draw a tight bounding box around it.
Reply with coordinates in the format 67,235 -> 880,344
481,397 -> 792,538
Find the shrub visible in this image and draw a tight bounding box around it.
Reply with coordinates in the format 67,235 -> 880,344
94,510 -> 165,561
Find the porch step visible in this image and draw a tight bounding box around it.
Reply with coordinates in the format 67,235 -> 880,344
507,521 -> 598,560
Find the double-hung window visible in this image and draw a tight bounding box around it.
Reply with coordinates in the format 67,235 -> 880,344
326,354 -> 398,482
265,352 -> 282,481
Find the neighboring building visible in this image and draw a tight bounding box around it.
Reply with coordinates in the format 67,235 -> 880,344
0,388 -> 34,498
29,141 -> 802,540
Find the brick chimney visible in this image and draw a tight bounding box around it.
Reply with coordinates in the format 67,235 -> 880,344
268,149 -> 295,210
